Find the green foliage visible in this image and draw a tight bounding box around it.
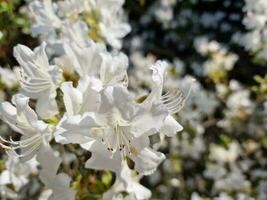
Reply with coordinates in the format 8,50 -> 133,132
0,160 -> 6,172
0,0 -> 35,65
252,75 -> 267,102
72,170 -> 113,200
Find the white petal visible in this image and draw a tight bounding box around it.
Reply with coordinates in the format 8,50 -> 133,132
36,92 -> 58,119
36,146 -> 62,186
54,113 -> 101,144
14,42 -> 49,76
121,163 -> 151,200
62,42 -> 105,77
99,86 -> 134,120
77,76 -> 102,113
160,115 -> 183,137
29,0 -> 61,36
133,147 -> 165,176
84,141 -> 121,173
100,52 -> 128,86
12,94 -> 38,125
61,21 -> 91,48
131,104 -> 167,138
98,86 -> 114,113
0,102 -> 24,134
61,82 -> 83,116
150,60 -> 168,86
0,94 -> 39,135
14,42 -> 61,118
49,173 -> 75,200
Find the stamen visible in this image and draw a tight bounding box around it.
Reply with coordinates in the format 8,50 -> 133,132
162,91 -> 183,103
0,136 -> 18,145
0,134 -> 42,158
161,79 -> 195,114
9,140 -> 42,158
101,122 -> 136,160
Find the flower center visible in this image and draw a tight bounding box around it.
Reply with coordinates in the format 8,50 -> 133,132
98,122 -> 137,159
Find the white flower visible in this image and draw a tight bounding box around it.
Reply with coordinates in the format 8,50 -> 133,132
13,42 -> 62,118
99,3 -> 131,49
203,51 -> 238,74
30,0 -> 61,36
237,0 -> 267,62
152,1 -> 174,25
194,37 -> 220,56
0,94 -> 52,161
57,42 -> 128,85
138,60 -> 184,138
36,146 -> 75,200
209,142 -> 241,164
103,162 -> 151,200
99,52 -> 129,86
243,12 -> 267,30
214,167 -> 251,192
60,76 -> 102,116
57,42 -> 105,77
227,89 -> 253,111
55,85 -> 166,175
28,0 -> 131,50
57,47 -> 129,116
82,0 -> 131,49
55,59 -> 185,176
61,21 -> 92,48
0,153 -> 38,191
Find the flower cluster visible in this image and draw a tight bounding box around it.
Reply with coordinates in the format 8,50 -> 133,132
29,0 -> 130,50
0,0 -> 188,199
234,0 -> 267,63
0,0 -> 266,200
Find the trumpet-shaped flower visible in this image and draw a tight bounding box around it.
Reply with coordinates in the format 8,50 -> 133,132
13,42 -> 62,118
55,85 -> 166,175
58,50 -> 128,116
0,94 -> 52,161
135,60 -> 185,138
54,59 -> 186,176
